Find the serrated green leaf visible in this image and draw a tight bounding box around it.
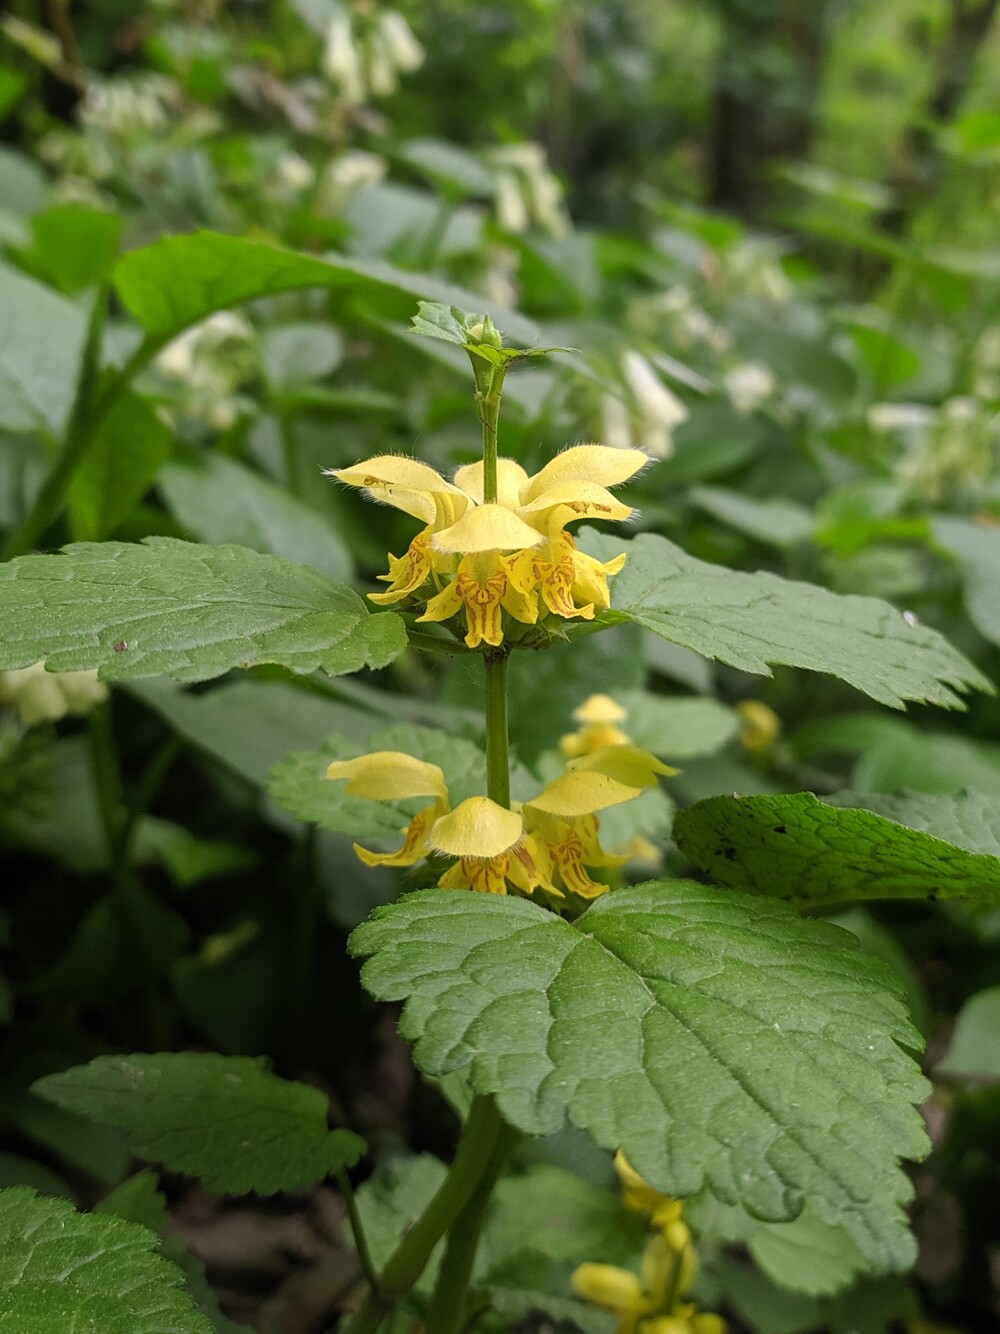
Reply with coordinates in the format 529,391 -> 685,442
114,231 -> 541,346
937,987 -> 1000,1078
98,1172 -> 251,1333
0,538 -> 405,683
68,391 -> 173,541
581,529 -> 990,709
690,1194 -> 868,1297
129,678 -> 380,789
0,1186 -> 211,1333
0,261 -> 87,434
28,204 -> 124,294
269,721 -> 533,836
159,452 -> 353,582
350,882 -> 928,1272
674,789 -> 1000,906
32,1053 -> 365,1195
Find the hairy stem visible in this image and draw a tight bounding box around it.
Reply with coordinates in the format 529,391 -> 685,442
341,1096 -> 506,1334
424,1120 -> 518,1334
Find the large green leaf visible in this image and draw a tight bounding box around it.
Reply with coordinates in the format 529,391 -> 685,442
269,723 -> 524,837
0,537 -> 405,682
934,516 -> 1000,646
937,987 -> 1000,1078
33,1053 -> 364,1195
97,1171 -> 250,1333
114,230 -> 542,345
159,451 -> 352,582
673,789 -> 1000,906
0,1187 -> 211,1333
582,530 -> 989,709
351,882 -> 928,1272
68,391 -> 173,541
0,261 -> 87,434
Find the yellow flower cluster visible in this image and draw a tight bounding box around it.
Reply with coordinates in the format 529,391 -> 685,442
572,1154 -> 726,1334
560,693 -> 667,869
326,744 -> 673,901
328,445 -> 647,649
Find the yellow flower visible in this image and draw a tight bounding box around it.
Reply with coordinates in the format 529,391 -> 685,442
323,751 -> 451,868
573,1233 -> 726,1334
325,744 -> 669,900
572,1262 -> 647,1334
735,699 -> 781,756
328,446 -> 647,646
615,1152 -> 691,1249
560,692 -> 632,758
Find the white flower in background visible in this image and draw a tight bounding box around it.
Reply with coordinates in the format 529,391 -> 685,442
487,143 -> 568,237
156,312 -> 255,431
653,286 -> 730,353
601,392 -> 634,453
602,352 -> 688,459
81,74 -> 181,136
867,402 -> 935,434
480,244 -> 520,308
724,361 -> 777,415
273,152 -> 315,196
316,149 -> 386,214
322,13 -> 366,103
880,396 -> 999,502
0,662 -> 107,726
622,350 -> 688,458
322,5 -> 423,104
717,239 -> 793,305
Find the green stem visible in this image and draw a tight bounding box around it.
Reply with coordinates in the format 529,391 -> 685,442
88,701 -> 127,882
473,357 -> 506,506
338,1167 -> 380,1295
484,650 -> 510,809
424,1121 -> 518,1334
341,1096 -> 505,1334
423,646 -> 517,1330
118,734 -> 183,866
2,332 -> 164,559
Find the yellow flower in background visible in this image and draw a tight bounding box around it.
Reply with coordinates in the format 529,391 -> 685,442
328,446 -> 647,647
325,743 -> 668,900
560,693 -> 632,757
735,699 -> 781,756
615,1153 -> 692,1255
572,1159 -> 727,1334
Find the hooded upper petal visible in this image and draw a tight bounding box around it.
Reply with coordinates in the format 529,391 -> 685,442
428,796 -> 524,858
432,504 -> 545,554
453,458 -> 529,508
330,456 -> 467,525
325,751 -> 449,802
520,445 -> 648,504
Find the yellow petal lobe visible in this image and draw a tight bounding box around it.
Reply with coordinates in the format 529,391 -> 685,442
573,694 -> 629,726
433,503 -> 544,554
527,768 -> 646,818
568,745 -> 677,787
570,1263 -> 645,1313
429,797 -> 524,858
326,751 -> 448,802
521,445 -> 648,502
